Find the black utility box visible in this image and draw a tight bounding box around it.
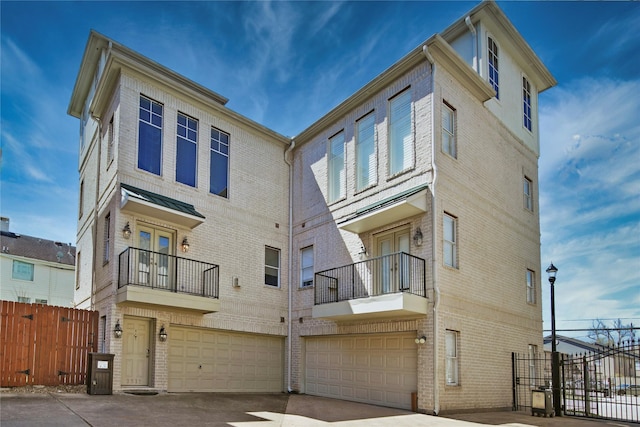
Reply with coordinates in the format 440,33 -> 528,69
87,353 -> 115,395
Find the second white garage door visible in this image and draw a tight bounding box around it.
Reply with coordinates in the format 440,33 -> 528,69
305,332 -> 417,409
168,326 -> 284,392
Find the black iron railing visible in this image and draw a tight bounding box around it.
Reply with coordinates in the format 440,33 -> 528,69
118,247 -> 219,298
314,252 -> 426,305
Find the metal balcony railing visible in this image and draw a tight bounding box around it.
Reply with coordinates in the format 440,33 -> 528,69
118,247 -> 219,298
314,252 -> 426,305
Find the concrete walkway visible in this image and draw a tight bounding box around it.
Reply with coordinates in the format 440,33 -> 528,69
1,391 -> 633,427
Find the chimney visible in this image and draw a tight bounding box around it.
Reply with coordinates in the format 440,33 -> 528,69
0,217 -> 9,232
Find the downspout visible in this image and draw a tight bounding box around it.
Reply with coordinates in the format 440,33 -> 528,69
465,16 -> 478,73
423,44 -> 441,416
90,114 -> 102,311
284,138 -> 295,393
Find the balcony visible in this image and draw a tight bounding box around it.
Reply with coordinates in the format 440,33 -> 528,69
117,247 -> 220,314
313,252 -> 428,321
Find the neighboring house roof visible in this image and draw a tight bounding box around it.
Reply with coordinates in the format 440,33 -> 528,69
0,231 -> 76,266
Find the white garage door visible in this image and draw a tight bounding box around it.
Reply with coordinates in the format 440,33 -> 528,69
305,332 -> 417,409
169,326 -> 284,392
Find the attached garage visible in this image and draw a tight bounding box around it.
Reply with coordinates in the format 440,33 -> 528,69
168,326 -> 284,392
304,332 -> 418,409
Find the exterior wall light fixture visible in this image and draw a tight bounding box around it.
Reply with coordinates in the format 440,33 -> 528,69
159,325 -> 168,342
358,244 -> 368,261
415,336 -> 426,345
413,227 -> 423,246
181,237 -> 190,253
122,222 -> 132,239
114,320 -> 123,338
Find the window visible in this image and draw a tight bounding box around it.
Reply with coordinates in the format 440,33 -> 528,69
389,90 -> 413,175
103,213 -> 110,264
488,37 -> 499,99
210,127 -> 229,198
107,116 -> 114,164
176,113 -> 198,187
300,246 -> 314,288
100,316 -> 107,353
79,180 -> 84,219
446,330 -> 459,385
524,176 -> 533,211
17,296 -> 31,303
443,213 -> 457,268
138,95 -> 163,175
265,247 -> 280,287
523,77 -> 532,131
442,102 -> 456,158
327,131 -> 345,202
12,260 -> 34,281
35,299 -> 47,304
356,113 -> 376,191
76,251 -> 81,290
526,269 -> 536,304
528,344 -> 538,387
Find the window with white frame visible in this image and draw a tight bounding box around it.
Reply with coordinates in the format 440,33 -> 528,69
103,212 -> 110,264
523,76 -> 532,131
176,113 -> 198,187
488,37 -> 499,99
107,116 -> 114,164
327,131 -> 345,202
265,246 -> 280,287
17,296 -> 31,303
79,180 -> 84,219
442,102 -> 456,158
300,246 -> 314,288
389,90 -> 413,175
76,251 -> 81,290
524,176 -> 533,211
443,213 -> 458,268
356,113 -> 376,191
210,127 -> 230,198
12,260 -> 34,281
446,330 -> 459,385
526,269 -> 536,304
529,344 -> 538,387
138,95 -> 163,175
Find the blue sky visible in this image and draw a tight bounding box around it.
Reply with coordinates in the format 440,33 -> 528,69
1,1 -> 638,340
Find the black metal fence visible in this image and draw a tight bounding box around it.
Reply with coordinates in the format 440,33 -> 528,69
513,340 -> 639,423
314,252 -> 426,305
118,247 -> 219,298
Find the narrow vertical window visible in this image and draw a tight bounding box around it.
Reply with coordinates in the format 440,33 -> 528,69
265,247 -> 281,287
488,37 -> 499,99
389,90 -> 413,175
327,131 -> 345,202
443,213 -> 458,268
300,246 -> 314,288
526,269 -> 536,304
210,127 -> 230,198
100,316 -> 107,353
107,116 -> 114,164
524,176 -> 533,211
176,113 -> 198,187
103,212 -> 110,264
138,95 -> 163,175
442,102 -> 456,158
523,76 -> 532,131
528,344 -> 538,387
79,180 -> 84,219
446,330 -> 459,385
76,251 -> 81,290
356,113 -> 376,191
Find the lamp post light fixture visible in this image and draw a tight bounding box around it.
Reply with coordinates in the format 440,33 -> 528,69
114,320 -> 123,338
546,262 -> 561,417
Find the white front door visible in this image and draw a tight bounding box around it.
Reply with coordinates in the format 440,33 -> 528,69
375,227 -> 410,294
121,317 -> 150,386
137,225 -> 173,289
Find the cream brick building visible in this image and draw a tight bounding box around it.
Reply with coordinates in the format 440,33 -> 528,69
68,0 -> 554,413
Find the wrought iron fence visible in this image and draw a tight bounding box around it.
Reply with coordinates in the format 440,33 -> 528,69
118,247 -> 219,298
314,252 -> 426,305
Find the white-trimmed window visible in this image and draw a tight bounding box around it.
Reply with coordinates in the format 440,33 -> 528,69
76,251 -> 81,290
265,246 -> 281,287
529,344 -> 538,387
523,76 -> 532,131
300,246 -> 314,288
210,127 -> 230,198
356,113 -> 376,191
446,330 -> 459,385
442,102 -> 456,158
138,95 -> 163,175
526,269 -> 536,304
524,176 -> 533,211
443,213 -> 458,268
107,116 -> 114,164
103,212 -> 110,264
79,180 -> 84,219
488,37 -> 499,99
12,260 -> 34,281
17,296 -> 31,303
176,113 -> 198,187
389,90 -> 413,175
328,131 -> 345,203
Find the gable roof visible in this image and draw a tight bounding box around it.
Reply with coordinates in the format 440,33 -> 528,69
0,231 -> 76,266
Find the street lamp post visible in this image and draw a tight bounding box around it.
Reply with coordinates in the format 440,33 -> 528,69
546,262 -> 561,417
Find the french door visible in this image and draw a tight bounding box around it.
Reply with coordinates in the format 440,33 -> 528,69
375,227 -> 410,294
137,225 -> 174,289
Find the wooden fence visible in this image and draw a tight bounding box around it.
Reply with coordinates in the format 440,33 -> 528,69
0,301 -> 98,387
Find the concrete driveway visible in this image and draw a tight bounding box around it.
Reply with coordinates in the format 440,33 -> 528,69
0,391 -> 632,427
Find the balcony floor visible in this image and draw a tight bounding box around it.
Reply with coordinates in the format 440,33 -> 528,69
116,285 -> 220,314
312,292 -> 428,321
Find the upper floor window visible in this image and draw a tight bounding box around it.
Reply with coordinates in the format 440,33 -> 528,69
443,213 -> 458,268
138,95 -> 163,175
300,246 -> 314,288
526,269 -> 536,304
210,127 -> 230,198
523,77 -> 532,131
265,246 -> 281,287
356,113 -> 376,191
327,131 -> 345,203
76,251 -> 81,290
12,260 -> 34,281
442,102 -> 457,158
488,37 -> 499,99
79,180 -> 84,219
389,90 -> 413,175
524,176 -> 533,211
107,116 -> 114,165
103,212 -> 111,264
446,330 -> 459,385
176,113 -> 198,187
